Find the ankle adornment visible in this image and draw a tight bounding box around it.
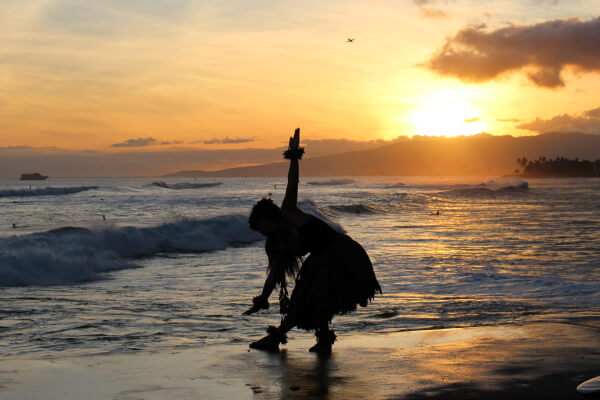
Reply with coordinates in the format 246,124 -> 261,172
266,326 -> 288,344
315,329 -> 336,344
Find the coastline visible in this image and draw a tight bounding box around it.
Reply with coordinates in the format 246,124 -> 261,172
2,322 -> 599,399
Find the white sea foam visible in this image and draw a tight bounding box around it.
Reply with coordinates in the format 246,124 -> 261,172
327,203 -> 382,215
147,181 -> 223,190
298,199 -> 346,233
0,215 -> 261,286
306,179 -> 355,186
483,177 -> 529,190
0,186 -> 98,198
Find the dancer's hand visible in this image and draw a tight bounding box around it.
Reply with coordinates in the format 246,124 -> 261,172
243,305 -> 261,315
289,128 -> 300,150
243,295 -> 269,315
242,306 -> 261,315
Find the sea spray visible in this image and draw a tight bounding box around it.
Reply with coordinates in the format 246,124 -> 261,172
306,179 -> 355,186
0,215 -> 262,286
298,199 -> 346,233
147,182 -> 223,190
0,186 -> 98,198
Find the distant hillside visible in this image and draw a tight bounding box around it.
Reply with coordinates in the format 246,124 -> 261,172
521,157 -> 600,177
164,132 -> 600,177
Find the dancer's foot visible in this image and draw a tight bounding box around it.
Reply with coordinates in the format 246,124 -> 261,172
249,334 -> 280,352
308,341 -> 332,355
249,326 -> 287,352
309,329 -> 336,356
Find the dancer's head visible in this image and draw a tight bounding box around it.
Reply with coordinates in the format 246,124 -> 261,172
249,198 -> 283,236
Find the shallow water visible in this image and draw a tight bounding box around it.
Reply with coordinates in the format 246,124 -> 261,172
1,176 -> 599,357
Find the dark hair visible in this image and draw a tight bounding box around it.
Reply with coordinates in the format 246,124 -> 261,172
249,199 -> 300,313
266,236 -> 300,315
248,198 -> 283,231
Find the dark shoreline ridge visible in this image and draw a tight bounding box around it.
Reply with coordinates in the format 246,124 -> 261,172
163,132 -> 600,178
516,156 -> 600,177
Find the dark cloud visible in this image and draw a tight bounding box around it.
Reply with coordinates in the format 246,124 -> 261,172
111,137 -> 158,148
463,117 -> 480,123
425,17 -> 600,88
518,106 -> 600,134
0,146 -> 34,151
200,137 -> 258,145
111,138 -> 185,147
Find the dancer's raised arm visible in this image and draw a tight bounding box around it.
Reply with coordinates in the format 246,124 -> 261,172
282,128 -> 302,211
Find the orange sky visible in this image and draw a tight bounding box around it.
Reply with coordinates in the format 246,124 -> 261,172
1,0 -> 599,151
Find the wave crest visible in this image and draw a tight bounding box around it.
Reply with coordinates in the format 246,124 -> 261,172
0,186 -> 98,198
444,179 -> 529,197
0,215 -> 261,287
306,179 -> 354,186
147,181 -> 223,190
327,204 -> 381,214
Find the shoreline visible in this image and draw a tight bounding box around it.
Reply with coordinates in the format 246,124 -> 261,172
2,322 -> 599,399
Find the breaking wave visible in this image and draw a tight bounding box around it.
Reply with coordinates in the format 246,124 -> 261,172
147,181 -> 223,190
0,186 -> 98,198
306,179 -> 355,186
327,204 -> 382,215
298,200 -> 346,233
0,215 -> 261,287
444,179 -> 529,197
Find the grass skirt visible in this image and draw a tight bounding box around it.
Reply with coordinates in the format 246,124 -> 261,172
287,234 -> 381,331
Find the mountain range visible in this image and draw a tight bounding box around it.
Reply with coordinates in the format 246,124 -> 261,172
164,132 -> 600,177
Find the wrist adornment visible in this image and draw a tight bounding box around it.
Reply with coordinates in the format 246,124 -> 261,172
283,147 -> 305,160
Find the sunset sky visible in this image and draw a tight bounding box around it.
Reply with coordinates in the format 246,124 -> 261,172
1,0 -> 599,164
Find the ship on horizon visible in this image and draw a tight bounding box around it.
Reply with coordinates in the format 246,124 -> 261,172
19,172 -> 48,180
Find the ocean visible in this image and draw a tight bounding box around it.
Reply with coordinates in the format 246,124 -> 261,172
1,176 -> 599,358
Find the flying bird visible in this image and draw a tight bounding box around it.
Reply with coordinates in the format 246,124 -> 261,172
347,38 -> 355,43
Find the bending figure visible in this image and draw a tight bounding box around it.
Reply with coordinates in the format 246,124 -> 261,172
244,128 -> 381,355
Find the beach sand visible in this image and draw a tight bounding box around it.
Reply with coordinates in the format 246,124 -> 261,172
1,322 -> 599,399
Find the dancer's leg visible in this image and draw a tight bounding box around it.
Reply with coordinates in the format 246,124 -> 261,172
249,315 -> 295,351
309,320 -> 336,355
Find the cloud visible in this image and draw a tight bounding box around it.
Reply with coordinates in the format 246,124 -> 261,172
0,146 -> 34,151
463,117 -> 480,123
111,138 -> 185,147
585,107 -> 600,118
497,118 -> 521,123
200,137 -> 258,145
518,106 -> 600,134
413,0 -> 450,18
425,17 -> 600,88
40,0 -> 194,36
111,137 -> 158,148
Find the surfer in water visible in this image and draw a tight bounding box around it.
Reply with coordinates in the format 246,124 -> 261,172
244,128 -> 381,355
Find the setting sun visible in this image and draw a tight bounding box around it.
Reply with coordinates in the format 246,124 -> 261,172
406,88 -> 488,137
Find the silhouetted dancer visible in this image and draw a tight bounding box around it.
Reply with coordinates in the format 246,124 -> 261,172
102,215 -> 106,221
244,128 -> 381,355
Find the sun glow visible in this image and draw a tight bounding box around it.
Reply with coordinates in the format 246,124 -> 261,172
406,88 -> 488,137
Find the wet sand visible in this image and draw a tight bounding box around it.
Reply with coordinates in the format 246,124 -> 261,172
1,322 -> 599,399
